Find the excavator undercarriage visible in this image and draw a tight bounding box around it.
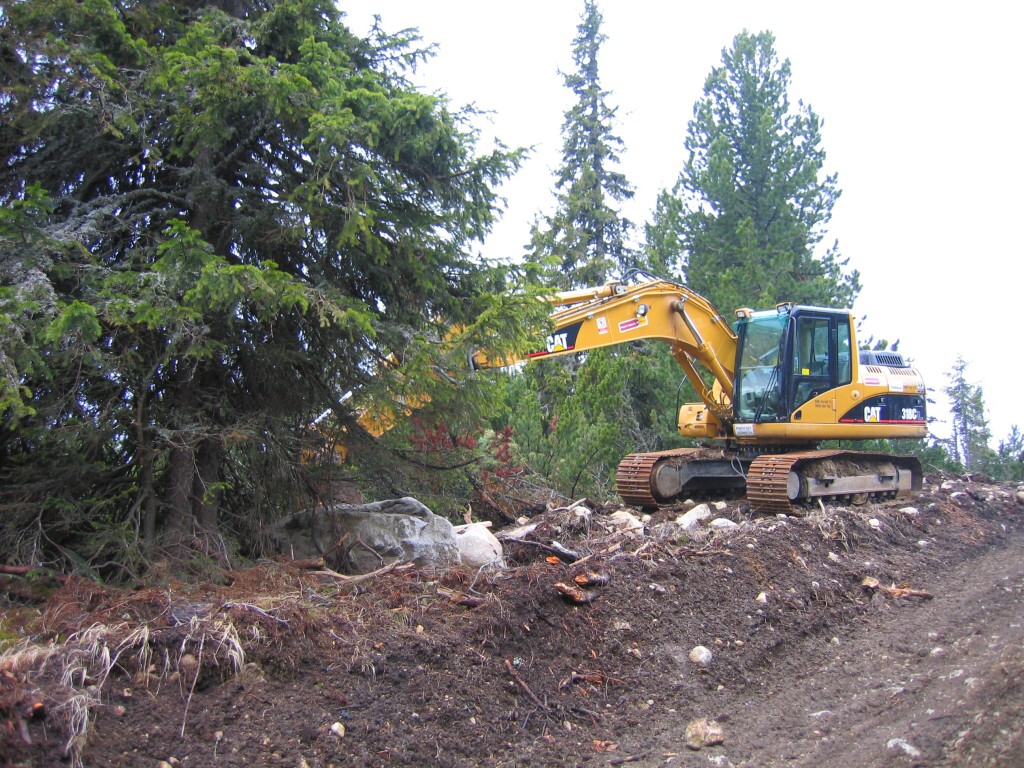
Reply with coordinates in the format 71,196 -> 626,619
615,448 -> 923,514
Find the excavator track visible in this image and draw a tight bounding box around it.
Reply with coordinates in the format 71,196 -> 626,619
746,451 -> 820,514
615,448 -> 699,508
616,448 -> 922,513
615,447 -> 747,508
747,449 -> 923,514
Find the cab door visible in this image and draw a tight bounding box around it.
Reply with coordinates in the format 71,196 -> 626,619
787,311 -> 851,416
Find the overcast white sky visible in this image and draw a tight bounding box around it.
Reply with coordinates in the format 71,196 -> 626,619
343,1 -> 1022,447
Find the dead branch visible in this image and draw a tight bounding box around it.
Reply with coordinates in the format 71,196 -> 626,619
609,755 -> 644,765
504,658 -> 548,710
506,539 -> 580,562
435,586 -> 486,608
221,602 -> 289,626
861,576 -> 933,600
570,541 -> 622,567
0,564 -> 67,581
287,558 -> 326,570
314,560 -> 414,584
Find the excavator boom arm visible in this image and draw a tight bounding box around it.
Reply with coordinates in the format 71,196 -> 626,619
473,275 -> 739,420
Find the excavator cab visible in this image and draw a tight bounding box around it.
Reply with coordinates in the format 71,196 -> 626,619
733,306 -> 853,423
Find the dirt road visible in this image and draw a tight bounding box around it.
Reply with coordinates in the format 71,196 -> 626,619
644,530 -> 1024,767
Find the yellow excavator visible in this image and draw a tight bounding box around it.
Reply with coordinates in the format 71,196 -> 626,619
473,271 -> 927,513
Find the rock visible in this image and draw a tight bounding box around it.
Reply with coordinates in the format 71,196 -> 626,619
1015,491 -> 1024,506
330,722 -> 345,738
712,501 -> 728,511
271,497 -> 460,573
675,503 -> 712,531
899,506 -> 919,515
605,509 -> 645,534
886,738 -> 921,759
868,518 -> 881,529
709,518 -> 738,530
454,522 -> 504,570
688,645 -> 713,666
496,521 -> 539,541
755,591 -> 769,604
685,718 -> 724,749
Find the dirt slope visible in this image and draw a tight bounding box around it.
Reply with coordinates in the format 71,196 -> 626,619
2,474 -> 1022,768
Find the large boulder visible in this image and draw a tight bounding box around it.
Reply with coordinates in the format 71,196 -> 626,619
272,497 -> 460,574
454,522 -> 504,570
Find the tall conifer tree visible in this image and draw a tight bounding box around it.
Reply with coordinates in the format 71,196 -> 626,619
495,2 -> 683,502
529,0 -> 634,289
0,0 -> 535,568
647,31 -> 859,312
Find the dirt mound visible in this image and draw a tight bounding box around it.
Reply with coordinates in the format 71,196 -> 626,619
2,474 -> 1022,767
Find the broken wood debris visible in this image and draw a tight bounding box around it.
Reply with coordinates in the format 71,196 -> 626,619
435,586 -> 486,608
572,571 -> 610,588
861,576 -> 933,600
503,658 -> 548,710
313,560 -> 414,584
608,755 -> 644,766
508,539 -> 580,562
558,669 -> 623,690
554,582 -> 596,604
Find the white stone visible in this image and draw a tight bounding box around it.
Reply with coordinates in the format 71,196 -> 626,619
497,521 -> 539,541
455,523 -> 505,570
675,504 -> 712,530
868,518 -> 881,529
685,718 -> 724,750
755,592 -> 769,604
709,518 -> 738,530
688,645 -> 714,666
712,501 -> 728,511
886,738 -> 921,759
606,509 -> 645,534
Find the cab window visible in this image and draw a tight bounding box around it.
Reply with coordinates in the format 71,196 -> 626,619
791,315 -> 833,408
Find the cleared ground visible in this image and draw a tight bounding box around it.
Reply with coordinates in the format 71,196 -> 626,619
2,473 -> 1022,767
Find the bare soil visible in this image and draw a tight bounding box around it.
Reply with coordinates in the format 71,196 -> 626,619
3,473 -> 1023,768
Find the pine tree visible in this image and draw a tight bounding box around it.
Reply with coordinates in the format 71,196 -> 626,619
528,0 -> 635,289
647,31 -> 859,313
943,356 -> 993,473
491,2 -> 687,502
996,426 -> 1024,481
0,0 -> 533,569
